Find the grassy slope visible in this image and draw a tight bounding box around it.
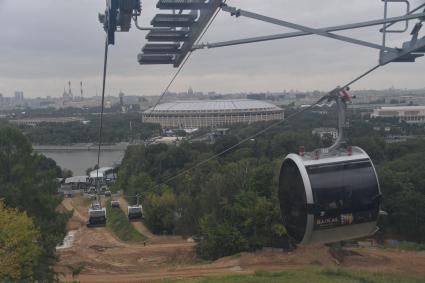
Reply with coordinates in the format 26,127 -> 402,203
106,201 -> 147,243
170,268 -> 425,283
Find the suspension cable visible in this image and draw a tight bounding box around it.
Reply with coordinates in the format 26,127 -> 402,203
150,96 -> 327,191
104,1 -> 384,194
95,36 -> 109,188
341,64 -> 381,90
147,62 -> 384,191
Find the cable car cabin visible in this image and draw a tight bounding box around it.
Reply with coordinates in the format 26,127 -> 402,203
111,200 -> 120,208
87,203 -> 107,227
278,146 -> 381,246
128,205 -> 143,220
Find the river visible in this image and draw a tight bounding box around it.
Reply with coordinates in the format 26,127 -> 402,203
35,148 -> 126,176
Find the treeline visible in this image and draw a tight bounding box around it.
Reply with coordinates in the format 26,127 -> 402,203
0,126 -> 69,282
115,142 -> 289,260
114,109 -> 425,260
18,113 -> 160,145
114,112 -> 333,260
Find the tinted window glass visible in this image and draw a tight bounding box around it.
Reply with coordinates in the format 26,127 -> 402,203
307,159 -> 380,215
279,159 -> 307,243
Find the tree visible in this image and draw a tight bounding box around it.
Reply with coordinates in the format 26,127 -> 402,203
127,172 -> 155,201
144,190 -> 177,234
0,126 -> 69,282
0,201 -> 41,282
61,169 -> 73,178
196,217 -> 248,260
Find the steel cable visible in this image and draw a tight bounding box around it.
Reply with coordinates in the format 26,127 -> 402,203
95,37 -> 109,187
147,62 -> 384,191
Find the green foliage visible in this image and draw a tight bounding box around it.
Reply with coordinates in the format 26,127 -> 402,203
168,267 -> 425,283
115,123 -> 297,259
378,147 -> 425,242
0,126 -> 69,282
196,218 -> 248,260
0,201 -> 41,283
106,201 -> 147,242
143,190 -> 177,234
383,241 -> 425,251
19,113 -> 160,145
115,111 -> 425,260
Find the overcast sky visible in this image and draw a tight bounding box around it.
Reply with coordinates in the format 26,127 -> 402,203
0,0 -> 424,98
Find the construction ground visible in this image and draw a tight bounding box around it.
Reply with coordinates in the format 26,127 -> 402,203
56,196 -> 425,283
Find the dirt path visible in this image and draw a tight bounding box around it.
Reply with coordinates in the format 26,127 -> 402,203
118,197 -> 189,245
118,197 -> 155,239
57,196 -> 196,281
57,196 -> 425,283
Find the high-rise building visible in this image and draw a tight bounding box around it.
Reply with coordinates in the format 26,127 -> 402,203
119,91 -> 125,106
14,91 -> 24,101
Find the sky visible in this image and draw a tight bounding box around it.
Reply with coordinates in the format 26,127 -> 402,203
0,0 -> 424,98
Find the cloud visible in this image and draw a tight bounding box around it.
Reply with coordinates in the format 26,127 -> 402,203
0,0 -> 424,97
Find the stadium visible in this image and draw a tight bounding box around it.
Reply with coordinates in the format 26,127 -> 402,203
142,99 -> 284,128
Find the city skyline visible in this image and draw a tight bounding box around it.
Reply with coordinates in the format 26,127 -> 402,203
1,0 -> 425,98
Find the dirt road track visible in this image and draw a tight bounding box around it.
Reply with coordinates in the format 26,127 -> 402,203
118,197 -> 191,245
57,196 -> 425,283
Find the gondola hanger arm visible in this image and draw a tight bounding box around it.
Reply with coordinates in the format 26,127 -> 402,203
218,3 -> 403,51
194,5 -> 425,51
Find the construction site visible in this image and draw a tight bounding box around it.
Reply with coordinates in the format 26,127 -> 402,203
55,194 -> 425,283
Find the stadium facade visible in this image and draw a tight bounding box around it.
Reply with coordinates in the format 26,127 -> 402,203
142,99 -> 284,128
372,106 -> 425,124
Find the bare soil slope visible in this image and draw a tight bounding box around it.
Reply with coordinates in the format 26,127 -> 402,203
57,196 -> 425,283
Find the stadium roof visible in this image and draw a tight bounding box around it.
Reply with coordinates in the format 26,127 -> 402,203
145,99 -> 282,113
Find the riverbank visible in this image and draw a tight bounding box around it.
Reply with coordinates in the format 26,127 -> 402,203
35,147 -> 126,175
33,142 -> 131,151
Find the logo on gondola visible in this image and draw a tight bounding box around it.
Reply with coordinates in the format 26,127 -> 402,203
316,217 -> 339,227
341,213 -> 354,225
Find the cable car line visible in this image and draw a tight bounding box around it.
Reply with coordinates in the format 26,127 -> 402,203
86,36 -> 109,228
145,60 -> 385,192
94,1 -> 424,242
341,65 -> 381,90
150,96 -> 326,191
96,36 -> 109,185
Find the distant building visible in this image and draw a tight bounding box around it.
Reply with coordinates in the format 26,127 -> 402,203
63,176 -> 89,191
89,167 -> 117,181
188,87 -> 194,96
150,136 -> 182,145
372,106 -> 425,124
119,91 -> 125,106
247,93 -> 266,100
143,99 -> 284,128
312,127 -> 338,140
9,117 -> 85,127
14,91 -> 24,101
